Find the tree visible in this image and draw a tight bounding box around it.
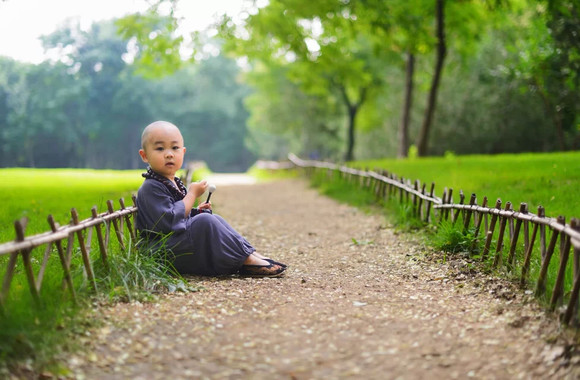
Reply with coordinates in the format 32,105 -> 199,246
219,0 -> 386,161
243,62 -> 344,160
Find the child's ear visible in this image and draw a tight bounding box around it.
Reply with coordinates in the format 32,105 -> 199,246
139,149 -> 149,163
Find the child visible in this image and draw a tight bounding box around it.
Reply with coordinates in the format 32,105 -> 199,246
135,120 -> 286,277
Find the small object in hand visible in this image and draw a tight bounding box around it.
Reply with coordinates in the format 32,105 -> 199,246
206,184 -> 216,203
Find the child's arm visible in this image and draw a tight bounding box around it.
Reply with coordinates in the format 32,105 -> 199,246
183,181 -> 209,216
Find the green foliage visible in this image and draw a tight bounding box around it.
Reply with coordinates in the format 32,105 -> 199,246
243,63 -> 344,160
0,19 -> 254,172
308,169 -> 377,211
248,167 -> 299,182
115,2 -> 184,78
219,0 -> 391,161
431,221 -> 477,255
190,163 -> 212,183
388,201 -> 426,232
93,240 -> 199,303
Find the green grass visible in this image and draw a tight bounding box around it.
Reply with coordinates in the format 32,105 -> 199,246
355,151 -> 580,220
0,168 -> 196,375
248,165 -> 299,182
0,168 -> 144,241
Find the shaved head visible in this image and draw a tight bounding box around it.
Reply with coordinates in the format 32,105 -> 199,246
141,121 -> 183,150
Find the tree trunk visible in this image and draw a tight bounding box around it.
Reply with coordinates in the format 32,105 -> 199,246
345,105 -> 357,161
535,79 -> 567,150
398,52 -> 415,158
416,0 -> 447,157
339,86 -> 368,162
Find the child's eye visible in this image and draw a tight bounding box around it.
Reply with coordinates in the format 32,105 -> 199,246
155,147 -> 163,151
172,146 -> 180,150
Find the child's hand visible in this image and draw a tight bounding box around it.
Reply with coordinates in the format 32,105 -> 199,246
188,180 -> 208,199
198,201 -> 212,211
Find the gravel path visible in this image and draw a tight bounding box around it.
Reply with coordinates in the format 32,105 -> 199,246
70,179 -> 579,379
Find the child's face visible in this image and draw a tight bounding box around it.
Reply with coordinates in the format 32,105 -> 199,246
139,125 -> 186,180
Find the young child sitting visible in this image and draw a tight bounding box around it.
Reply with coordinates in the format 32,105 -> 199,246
135,120 -> 286,277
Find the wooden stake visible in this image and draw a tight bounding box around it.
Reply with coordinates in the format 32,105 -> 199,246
15,219 -> 41,305
47,215 -> 76,301
425,183 -> 435,223
107,200 -> 126,251
483,199 -> 502,260
493,202 -> 512,268
507,203 -> 527,268
463,193 -> 477,232
91,207 -> 109,270
120,198 -> 136,242
471,196 -> 488,253
71,209 -> 97,292
536,216 -> 565,297
550,219 -> 574,310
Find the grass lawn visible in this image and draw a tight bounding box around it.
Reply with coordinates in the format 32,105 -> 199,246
0,168 -> 147,243
354,151 -> 580,220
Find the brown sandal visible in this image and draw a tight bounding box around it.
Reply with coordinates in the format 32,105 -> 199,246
239,263 -> 286,277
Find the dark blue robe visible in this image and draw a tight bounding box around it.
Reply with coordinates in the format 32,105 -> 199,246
135,179 -> 254,275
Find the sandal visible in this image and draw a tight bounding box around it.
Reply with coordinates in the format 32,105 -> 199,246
264,258 -> 287,268
239,263 -> 286,277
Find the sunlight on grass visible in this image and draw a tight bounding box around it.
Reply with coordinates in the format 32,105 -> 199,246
0,168 -> 144,242
355,151 -> 580,220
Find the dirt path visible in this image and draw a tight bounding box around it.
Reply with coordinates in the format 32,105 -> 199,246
70,179 -> 578,379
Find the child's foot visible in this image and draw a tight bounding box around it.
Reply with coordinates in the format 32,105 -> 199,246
263,258 -> 287,268
251,252 -> 287,268
239,263 -> 286,277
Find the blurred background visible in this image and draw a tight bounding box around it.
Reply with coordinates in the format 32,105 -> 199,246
0,0 -> 578,172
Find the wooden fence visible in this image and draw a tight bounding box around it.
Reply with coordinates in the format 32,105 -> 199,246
0,197 -> 138,314
261,154 -> 580,325
0,167 -> 196,314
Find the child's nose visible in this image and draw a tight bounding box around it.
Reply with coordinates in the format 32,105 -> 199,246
165,149 -> 174,157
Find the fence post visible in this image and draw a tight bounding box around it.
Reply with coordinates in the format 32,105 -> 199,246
482,199 -> 502,260
445,188 -> 454,221
493,202 -> 512,268
13,219 -> 41,307
107,200 -> 126,251
439,188 -> 448,224
71,209 -> 97,292
381,171 -> 388,200
91,207 -> 109,270
463,193 -> 477,232
507,203 -> 528,268
452,190 -> 465,225
471,196 -> 488,253
540,207 -> 547,262
119,198 -> 136,242
399,178 -> 404,204
425,182 -> 435,223
47,215 -> 76,302
418,183 -> 426,220
520,206 -> 542,287
536,215 -> 566,297
563,218 -> 580,325
413,180 -> 419,217
550,218 -> 575,311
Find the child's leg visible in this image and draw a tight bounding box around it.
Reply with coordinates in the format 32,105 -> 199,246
212,214 -> 286,267
170,213 -> 254,275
